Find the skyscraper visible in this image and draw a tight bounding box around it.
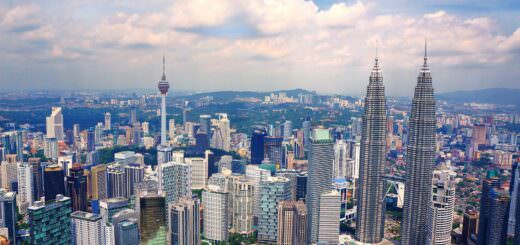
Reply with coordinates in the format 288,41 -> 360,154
0,189 -> 17,244
16,162 -> 33,213
107,165 -> 128,198
277,200 -> 307,245
124,163 -> 144,197
203,185 -> 229,242
185,157 -> 207,190
257,176 -> 291,243
135,181 -> 167,244
401,43 -> 437,245
28,195 -> 72,245
264,136 -> 283,167
105,112 -> 111,130
317,190 -> 340,244
160,162 -> 191,205
250,128 -> 267,164
509,162 -> 520,235
232,178 -> 255,235
100,197 -> 129,223
426,170 -> 456,244
44,164 -> 65,202
66,164 -> 88,211
477,170 -> 501,245
90,164 -> 108,201
71,211 -> 105,245
356,51 -> 387,244
168,196 -> 201,245
46,107 -> 64,141
462,207 -> 479,244
481,189 -> 509,245
28,158 -> 44,201
306,128 -> 335,244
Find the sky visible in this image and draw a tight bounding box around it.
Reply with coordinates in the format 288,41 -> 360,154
0,0 -> 519,96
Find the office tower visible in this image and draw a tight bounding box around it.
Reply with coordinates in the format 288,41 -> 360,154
43,137 -> 58,160
205,150 -> 217,178
95,122 -> 104,144
277,200 -> 307,245
100,197 -> 129,223
66,164 -> 88,211
203,185 -> 229,242
402,44 -> 437,245
302,118 -> 311,152
129,107 -> 137,126
185,157 -> 206,190
356,51 -> 387,244
0,161 -> 17,191
168,196 -> 201,245
160,162 -> 191,204
87,128 -> 95,151
195,131 -> 209,152
251,128 -> 267,164
480,189 -> 509,245
0,189 -> 16,244
28,195 -> 72,245
283,120 -> 292,140
73,123 -> 80,138
135,181 -> 167,244
245,164 -> 271,218
277,170 -> 300,201
111,209 -> 140,245
509,162 -> 520,235
306,129 -> 334,244
199,114 -> 211,134
258,176 -> 291,243
141,122 -> 149,135
462,206 -> 479,244
44,164 -> 65,202
28,158 -> 44,200
426,170 -> 456,245
296,173 -> 307,201
71,211 -> 105,245
211,113 -> 231,151
169,119 -> 176,141
90,164 -> 107,200
46,107 -> 64,141
516,176 -> 520,245
16,162 -> 33,213
15,131 -> 23,162
105,112 -> 111,130
124,163 -> 144,196
264,136 -> 283,166
107,165 -> 128,198
472,124 -> 487,146
477,170 -> 501,244
334,139 -> 348,179
232,178 -> 255,234
317,190 -> 340,244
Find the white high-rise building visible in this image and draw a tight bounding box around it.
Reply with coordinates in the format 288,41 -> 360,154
245,165 -> 271,218
160,162 -> 191,205
105,112 -> 111,130
43,137 -> 58,160
0,161 -> 18,191
17,162 -> 33,213
317,190 -> 340,244
232,178 -> 255,235
71,211 -> 105,245
212,113 -> 230,151
185,157 -> 207,190
142,122 -> 150,135
46,107 -> 64,141
426,170 -> 456,245
202,185 -> 229,242
334,139 -> 348,179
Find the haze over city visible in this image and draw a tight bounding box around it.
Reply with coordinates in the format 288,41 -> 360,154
1,0 -> 520,95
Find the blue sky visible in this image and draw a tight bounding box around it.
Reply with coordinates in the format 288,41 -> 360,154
0,0 -> 519,96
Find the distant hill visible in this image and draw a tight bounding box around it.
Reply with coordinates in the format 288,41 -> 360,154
180,89 -> 315,101
436,88 -> 520,106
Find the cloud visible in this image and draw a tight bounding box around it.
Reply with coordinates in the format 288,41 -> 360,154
0,0 -> 519,94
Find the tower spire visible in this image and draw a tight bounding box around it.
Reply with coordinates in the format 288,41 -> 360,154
423,39 -> 428,68
162,55 -> 166,81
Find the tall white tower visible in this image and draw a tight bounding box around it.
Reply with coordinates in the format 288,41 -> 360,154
158,56 -> 169,146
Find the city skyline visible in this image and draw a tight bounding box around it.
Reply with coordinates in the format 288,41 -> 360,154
0,0 -> 519,95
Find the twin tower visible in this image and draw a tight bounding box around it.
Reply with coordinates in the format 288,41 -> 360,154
356,43 -> 436,245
